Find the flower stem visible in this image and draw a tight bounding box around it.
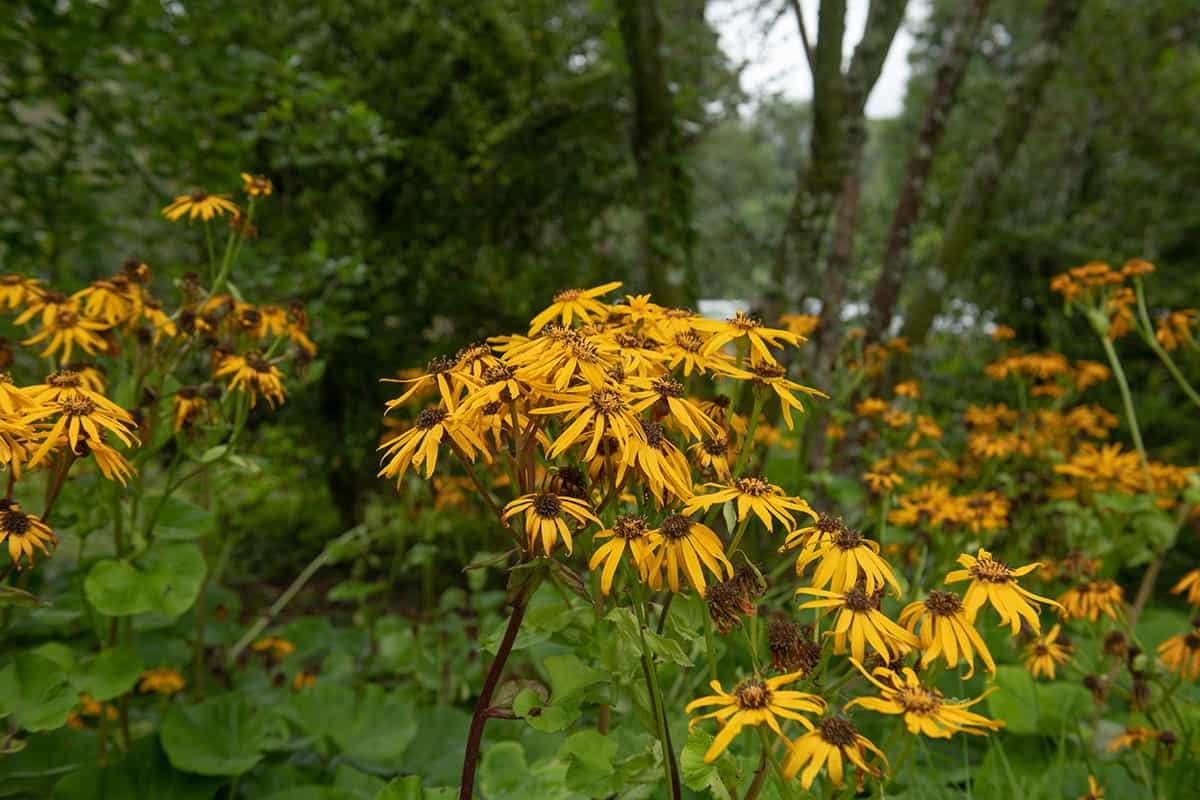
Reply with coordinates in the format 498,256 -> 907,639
635,591 -> 682,800
1094,325 -> 1152,489
1133,277 -> 1200,410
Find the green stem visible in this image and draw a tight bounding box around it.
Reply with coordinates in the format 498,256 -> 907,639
1132,278 -> 1200,409
1094,324 -> 1153,490
635,590 -> 681,800
726,514 -> 752,557
733,391 -> 767,479
703,611 -> 719,683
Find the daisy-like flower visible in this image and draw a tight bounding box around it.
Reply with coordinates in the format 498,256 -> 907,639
686,672 -> 823,762
528,281 -> 622,334
502,491 -> 600,556
1157,628 -> 1200,680
22,307 -> 109,363
684,477 -> 816,533
795,585 -> 918,663
82,436 -> 136,485
214,351 -> 287,408
138,668 -> 186,695
1057,579 -> 1124,623
0,500 -> 56,568
793,520 -> 901,597
782,715 -> 887,790
534,385 -> 645,461
73,276 -> 141,327
945,548 -> 1060,634
172,386 -> 209,432
845,659 -> 1003,737
1023,623 -> 1072,679
1106,726 -> 1156,753
645,514 -> 733,596
663,328 -> 750,377
863,469 -> 903,493
898,590 -> 995,678
377,406 -> 486,483
694,312 -> 802,362
384,356 -> 471,411
748,360 -> 826,429
0,274 -> 43,311
626,376 -> 721,441
162,189 -> 240,222
240,173 -> 273,197
26,393 -> 138,466
622,420 -> 693,505
689,435 -> 734,482
589,514 -> 654,594
1171,568 -> 1200,606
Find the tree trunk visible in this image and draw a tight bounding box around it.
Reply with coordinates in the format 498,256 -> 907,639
900,0 -> 1088,344
865,0 -> 992,341
766,0 -> 908,320
617,0 -> 695,308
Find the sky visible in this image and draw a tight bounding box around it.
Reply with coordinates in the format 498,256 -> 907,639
710,0 -> 930,118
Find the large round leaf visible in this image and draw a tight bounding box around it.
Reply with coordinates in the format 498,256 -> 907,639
54,736 -> 223,800
85,542 -> 207,618
0,653 -> 77,732
161,693 -> 288,776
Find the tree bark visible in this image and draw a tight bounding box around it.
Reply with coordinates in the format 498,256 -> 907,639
765,0 -> 907,320
899,0 -> 1088,344
617,0 -> 695,308
865,0 -> 992,341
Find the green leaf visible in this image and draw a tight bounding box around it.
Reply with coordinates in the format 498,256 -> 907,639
161,693 -> 288,776
987,665 -> 1090,736
70,646 -> 143,702
478,741 -> 574,800
558,730 -> 619,794
283,682 -> 418,765
374,776 -> 457,800
680,729 -> 739,800
85,542 -> 207,618
512,687 -> 579,733
53,736 -> 223,800
326,580 -> 386,602
543,654 -> 607,700
0,653 -> 77,731
151,495 -> 215,541
0,586 -> 48,608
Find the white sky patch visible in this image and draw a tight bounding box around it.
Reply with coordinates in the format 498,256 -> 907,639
710,0 -> 930,118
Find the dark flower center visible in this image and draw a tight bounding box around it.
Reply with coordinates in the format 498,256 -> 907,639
483,363 -> 515,384
818,717 -> 858,747
591,389 -> 623,416
415,407 -> 448,430
553,289 -> 582,303
661,515 -> 693,541
47,370 -> 82,388
2,508 -> 31,535
532,493 -> 562,519
427,355 -> 456,374
190,190 -> 208,202
61,397 -> 96,417
674,330 -> 704,352
1185,633 -> 1200,651
897,686 -> 941,715
702,436 -> 729,456
641,420 -> 665,449
734,477 -> 771,496
733,678 -> 771,710
752,362 -> 785,380
833,527 -> 864,550
815,514 -> 842,535
969,558 -> 1012,583
613,514 -> 647,540
730,313 -> 761,331
924,590 -> 963,616
843,586 -> 873,612
246,355 -> 272,374
652,377 -> 684,398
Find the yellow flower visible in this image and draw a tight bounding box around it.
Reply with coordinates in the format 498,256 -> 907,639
214,351 -> 287,408
686,672 -> 823,762
73,276 -> 141,326
21,306 -> 109,363
749,361 -> 825,429
795,586 -> 918,663
138,668 -> 186,695
1079,775 -> 1104,800
1023,623 -> 1072,679
377,406 -> 487,483
589,514 -> 654,594
991,325 -> 1016,342
293,671 -> 316,690
793,520 -> 900,597
626,376 -> 721,441
172,386 -> 209,432
1106,725 -> 1156,752
845,659 -> 1002,737
240,172 -> 273,197
502,492 -> 600,556
778,313 -> 819,338
162,189 -> 240,222
0,274 -> 43,311
26,391 -> 138,467
622,420 -> 694,504
782,715 -> 887,790
663,328 -> 751,378
855,397 -> 888,417
0,500 -> 56,569
684,477 -> 816,533
898,590 -> 995,678
945,548 -> 1059,634
533,385 -> 645,461
252,636 -> 295,661
1156,628 -> 1200,680
689,435 -> 734,482
695,312 -> 802,362
893,380 -> 920,398
84,436 -> 136,485
645,514 -> 733,596
1072,359 -> 1110,390
1057,579 -> 1123,622
1171,568 -> 1200,606
528,281 -> 622,334
863,469 -> 903,493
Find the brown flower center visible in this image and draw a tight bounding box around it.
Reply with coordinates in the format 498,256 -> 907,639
701,436 -> 729,456
60,397 -> 96,417
832,527 -> 864,550
246,355 -> 272,374
815,514 -> 841,535
415,407 -> 448,430
969,557 -> 1012,583
733,678 -> 771,710
483,363 -> 516,384
55,310 -> 79,327
2,508 -> 31,535
553,289 -> 582,303
818,717 -> 858,747
613,514 -> 647,540
532,492 -> 562,519
752,362 -> 785,380
843,586 -> 873,613
897,686 -> 941,715
190,189 -> 209,202
730,313 -> 761,331
674,330 -> 704,352
641,420 -> 665,449
427,355 -> 456,374
47,370 -> 82,388
590,389 -> 623,416
651,377 -> 684,398
661,515 -> 693,541
734,477 -> 771,496
1185,633 -> 1200,651
924,590 -> 964,616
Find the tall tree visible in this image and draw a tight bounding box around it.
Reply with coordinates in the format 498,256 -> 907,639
617,0 -> 696,308
865,0 -> 992,340
766,0 -> 908,318
899,0 -> 1088,343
